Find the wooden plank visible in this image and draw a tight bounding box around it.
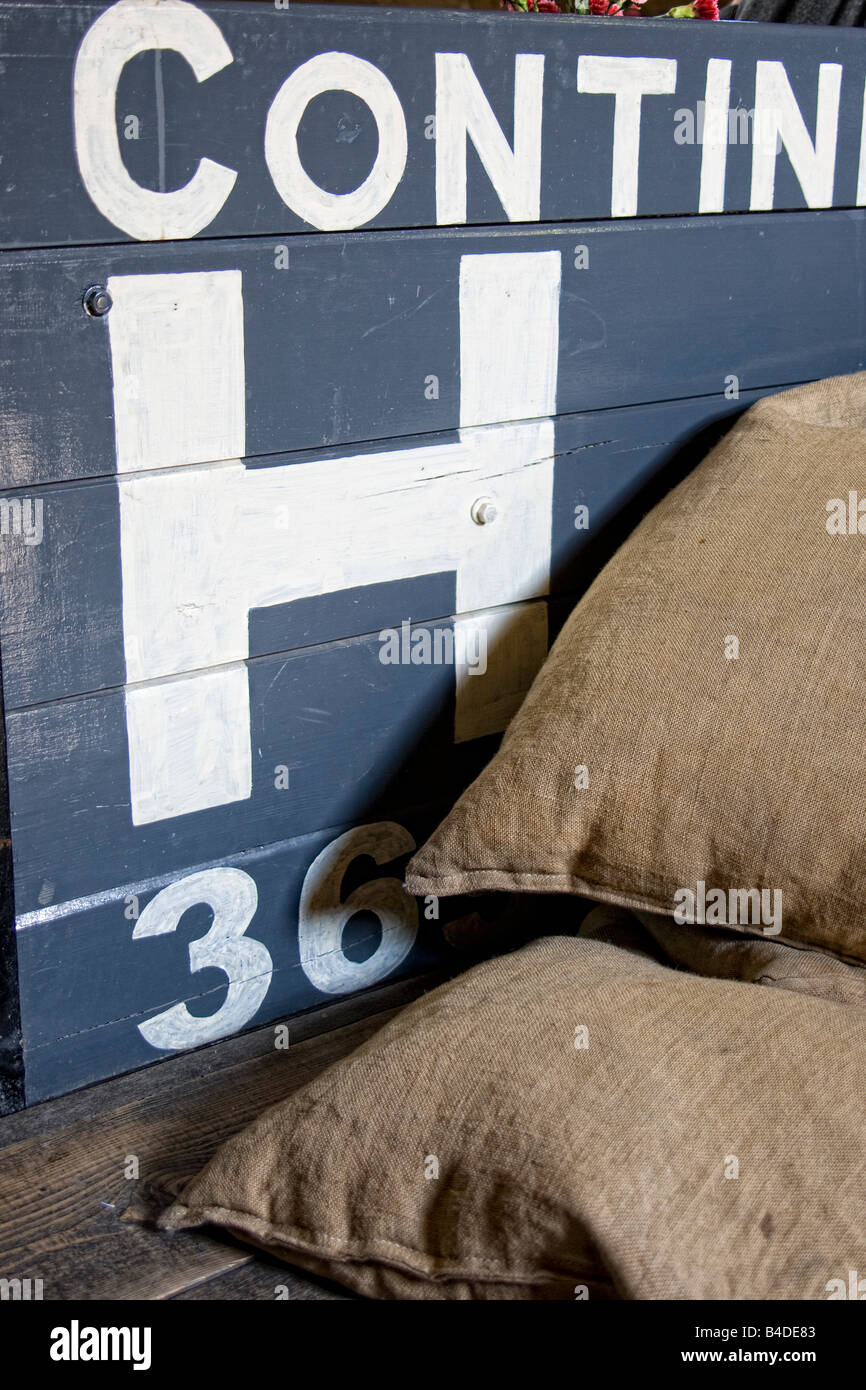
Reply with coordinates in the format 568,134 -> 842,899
0,970 -> 443,1144
0,388 -> 767,711
15,808 -> 462,1103
0,842 -> 22,1115
0,625 -> 22,1113
0,1212 -> 256,1304
170,1258 -> 349,1301
0,979 -> 431,1297
7,0 -> 866,1113
6,619 -> 521,912
1,4 -> 865,249
0,390 -> 764,1105
2,213 -> 864,488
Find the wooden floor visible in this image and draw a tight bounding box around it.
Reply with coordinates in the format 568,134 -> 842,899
0,973 -> 448,1301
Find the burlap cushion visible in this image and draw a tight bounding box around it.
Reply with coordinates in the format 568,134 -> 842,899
160,929 -> 866,1299
406,373 -> 866,964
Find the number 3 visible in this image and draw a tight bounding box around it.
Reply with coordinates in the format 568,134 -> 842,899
134,867 -> 271,1051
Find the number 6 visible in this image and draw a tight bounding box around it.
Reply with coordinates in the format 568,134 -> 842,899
298,822 -> 419,994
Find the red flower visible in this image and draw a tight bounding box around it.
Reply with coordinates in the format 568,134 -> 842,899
694,0 -> 720,13
590,0 -> 622,12
528,0 -> 562,9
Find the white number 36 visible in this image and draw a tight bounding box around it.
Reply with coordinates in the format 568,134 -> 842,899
134,823 -> 418,1051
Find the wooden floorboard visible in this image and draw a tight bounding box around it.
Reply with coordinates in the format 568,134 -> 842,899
170,1254 -> 349,1302
0,972 -> 450,1300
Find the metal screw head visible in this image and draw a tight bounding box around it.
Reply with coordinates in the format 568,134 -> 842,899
471,496 -> 497,526
82,285 -> 112,317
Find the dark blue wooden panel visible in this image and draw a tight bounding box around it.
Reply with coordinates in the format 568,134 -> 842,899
1,3 -> 865,248
0,377 -> 762,1109
16,805 -> 456,1104
1,390 -> 754,929
2,212 -> 864,488
5,616 -> 510,915
0,389 -> 767,711
0,842 -> 21,1114
6,1 -> 866,1111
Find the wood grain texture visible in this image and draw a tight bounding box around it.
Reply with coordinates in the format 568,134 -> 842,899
0,386 -> 785,711
0,385 -> 802,1107
15,805 -> 471,1103
0,974 -> 441,1298
1,3 -> 865,248
2,390 -> 759,1103
0,843 -> 21,1115
0,628 -> 22,1115
4,1 -> 866,1109
169,1257 -> 349,1301
2,214 -> 865,487
7,647 -> 507,913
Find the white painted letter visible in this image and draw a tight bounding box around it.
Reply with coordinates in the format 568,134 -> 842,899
111,254 -> 560,822
699,59 -> 732,214
857,77 -> 866,204
73,0 -> 237,240
265,53 -> 407,230
435,53 -> 544,224
577,56 -> 677,218
751,61 -> 841,210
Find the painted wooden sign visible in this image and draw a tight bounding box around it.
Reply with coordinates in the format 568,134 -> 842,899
1,1 -> 865,1109
2,0 -> 866,247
